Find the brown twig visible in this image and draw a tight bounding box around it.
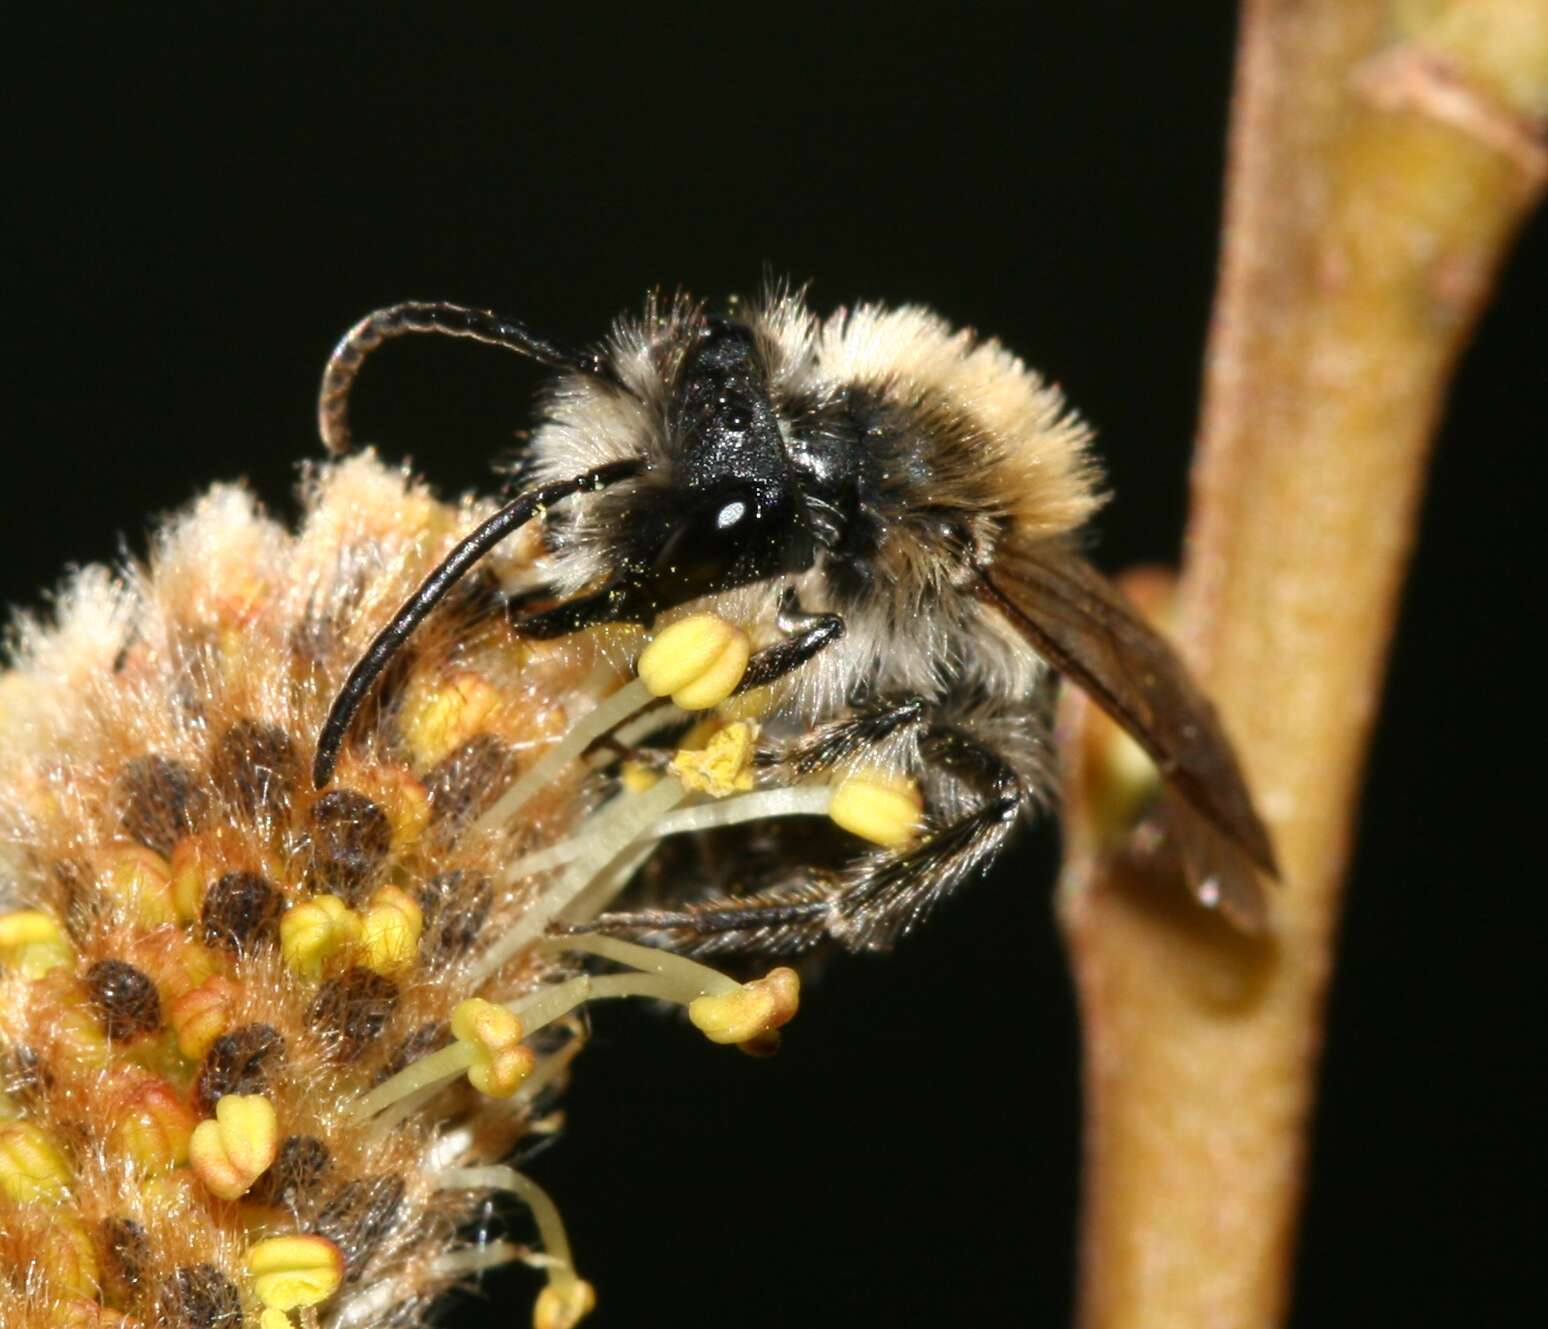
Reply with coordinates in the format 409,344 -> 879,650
1058,3 -> 1548,1327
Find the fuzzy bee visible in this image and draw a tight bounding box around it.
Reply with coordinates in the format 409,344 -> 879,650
313,284 -> 1278,953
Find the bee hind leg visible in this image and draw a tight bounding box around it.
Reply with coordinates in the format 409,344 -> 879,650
571,718 -> 1029,957
555,866 -> 846,958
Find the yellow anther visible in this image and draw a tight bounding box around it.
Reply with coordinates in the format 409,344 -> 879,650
247,1233 -> 345,1310
38,1215 -> 100,1297
0,908 -> 72,976
0,1120 -> 72,1202
35,971 -> 111,1069
670,720 -> 758,797
383,771 -> 432,850
829,771 -> 924,847
280,893 -> 361,980
534,1278 -> 597,1329
258,1311 -> 292,1329
103,845 -> 177,925
109,1074 -> 196,1173
360,885 -> 424,975
398,669 -> 503,768
636,614 -> 751,710
168,974 -> 241,1060
688,966 -> 801,1046
451,997 -> 534,1098
189,1093 -> 278,1200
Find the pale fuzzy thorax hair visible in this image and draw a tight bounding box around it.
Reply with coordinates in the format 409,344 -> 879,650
808,300 -> 1103,540
527,287 -> 1103,717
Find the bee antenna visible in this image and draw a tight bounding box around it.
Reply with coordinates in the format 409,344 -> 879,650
317,300 -> 626,454
311,459 -> 642,789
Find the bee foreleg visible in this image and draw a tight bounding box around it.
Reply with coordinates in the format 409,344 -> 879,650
736,612 -> 845,694
765,695 -> 928,779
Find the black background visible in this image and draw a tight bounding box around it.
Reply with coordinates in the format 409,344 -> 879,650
8,5 -> 1543,1327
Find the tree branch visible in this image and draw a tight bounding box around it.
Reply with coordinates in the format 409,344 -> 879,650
1058,3 -> 1548,1326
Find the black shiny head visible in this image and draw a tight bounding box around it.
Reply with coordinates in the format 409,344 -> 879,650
517,317 -> 816,637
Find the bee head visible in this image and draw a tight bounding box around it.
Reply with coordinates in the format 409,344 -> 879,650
518,317 -> 815,637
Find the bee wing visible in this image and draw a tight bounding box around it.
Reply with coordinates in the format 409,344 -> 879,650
978,537 -> 1278,928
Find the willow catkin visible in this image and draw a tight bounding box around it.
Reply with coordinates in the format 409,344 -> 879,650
0,453 -> 802,1329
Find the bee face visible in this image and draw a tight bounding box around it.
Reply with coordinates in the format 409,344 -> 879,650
315,282 -> 1278,945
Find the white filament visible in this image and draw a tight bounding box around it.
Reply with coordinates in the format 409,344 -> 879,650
649,784 -> 833,836
470,776 -> 689,982
437,1168 -> 578,1277
473,677 -> 653,836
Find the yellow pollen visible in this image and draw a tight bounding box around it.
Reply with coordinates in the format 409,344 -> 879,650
110,1074 -> 196,1172
280,893 -> 362,979
132,924 -> 216,1000
168,974 -> 242,1060
670,720 -> 758,797
0,1120 -> 72,1202
138,1166 -> 201,1219
37,1214 -> 100,1297
103,844 -> 178,926
360,884 -> 424,975
534,1277 -> 597,1329
168,834 -> 220,921
451,997 -> 534,1098
688,967 -> 801,1046
248,1233 -> 345,1310
38,971 -> 112,1069
398,668 -> 503,767
189,1092 -> 279,1200
619,759 -> 662,793
636,613 -> 751,709
0,908 -> 72,976
829,770 -> 925,847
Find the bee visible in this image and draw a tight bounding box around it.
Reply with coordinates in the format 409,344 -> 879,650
311,284 -> 1277,951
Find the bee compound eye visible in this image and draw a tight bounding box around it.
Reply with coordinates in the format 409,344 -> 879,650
643,483 -> 774,607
